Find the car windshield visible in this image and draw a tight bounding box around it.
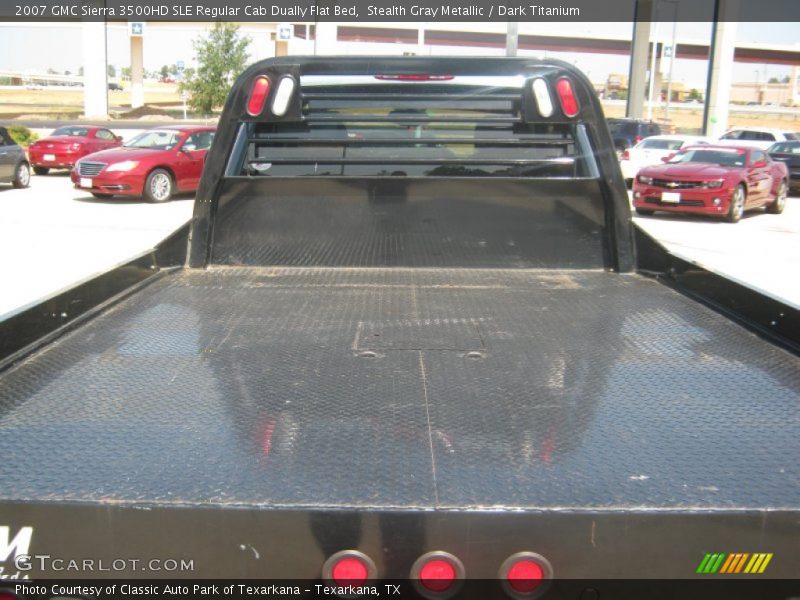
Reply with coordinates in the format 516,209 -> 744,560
125,130 -> 182,150
769,142 -> 800,154
52,126 -> 90,137
785,133 -> 800,141
668,148 -> 746,167
639,139 -> 683,150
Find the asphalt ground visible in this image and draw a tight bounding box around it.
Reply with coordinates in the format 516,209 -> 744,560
0,171 -> 193,320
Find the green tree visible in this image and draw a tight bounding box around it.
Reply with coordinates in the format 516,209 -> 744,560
160,65 -> 171,81
108,64 -> 116,78
121,67 -> 131,80
180,23 -> 250,115
688,88 -> 702,101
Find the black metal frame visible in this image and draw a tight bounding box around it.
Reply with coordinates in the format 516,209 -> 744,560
635,226 -> 800,355
189,56 -> 635,272
0,223 -> 189,368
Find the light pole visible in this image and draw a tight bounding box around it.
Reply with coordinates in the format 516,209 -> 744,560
755,70 -> 760,103
506,22 -> 518,57
646,8 -> 660,121
664,0 -> 678,122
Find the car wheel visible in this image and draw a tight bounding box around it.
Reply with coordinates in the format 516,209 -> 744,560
91,192 -> 114,199
144,168 -> 173,203
726,185 -> 746,223
766,179 -> 787,214
13,162 -> 31,188
635,208 -> 655,216
33,166 -> 49,176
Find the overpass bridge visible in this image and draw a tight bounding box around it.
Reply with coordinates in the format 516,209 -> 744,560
2,2 -> 798,136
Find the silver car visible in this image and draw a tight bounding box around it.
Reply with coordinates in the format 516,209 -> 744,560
0,127 -> 31,188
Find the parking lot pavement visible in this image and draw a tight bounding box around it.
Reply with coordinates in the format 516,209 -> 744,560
0,173 -> 193,320
633,194 -> 800,309
1,174 -> 798,322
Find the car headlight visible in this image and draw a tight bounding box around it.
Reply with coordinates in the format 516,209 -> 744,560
637,175 -> 654,185
701,179 -> 724,189
106,161 -> 139,172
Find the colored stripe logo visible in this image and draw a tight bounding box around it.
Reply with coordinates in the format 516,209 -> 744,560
697,553 -> 773,574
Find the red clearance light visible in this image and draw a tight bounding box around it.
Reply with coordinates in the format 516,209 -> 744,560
500,552 -> 553,599
411,552 -> 465,598
375,74 -> 454,81
635,135 -> 643,144
246,75 -> 271,116
555,77 -> 579,118
419,559 -> 456,592
507,559 -> 544,593
322,550 -> 377,588
332,557 -> 368,585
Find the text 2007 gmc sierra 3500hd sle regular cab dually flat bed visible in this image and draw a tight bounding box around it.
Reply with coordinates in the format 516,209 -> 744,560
0,57 -> 798,599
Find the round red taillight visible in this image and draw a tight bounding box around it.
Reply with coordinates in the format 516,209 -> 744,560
322,550 -> 377,590
507,559 -> 544,593
332,557 -> 368,585
500,552 -> 553,599
411,552 -> 465,598
419,559 -> 456,592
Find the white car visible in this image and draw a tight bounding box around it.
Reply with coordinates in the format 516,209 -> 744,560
718,127 -> 800,150
619,135 -> 712,182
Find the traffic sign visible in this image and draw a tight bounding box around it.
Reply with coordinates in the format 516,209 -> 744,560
277,23 -> 292,41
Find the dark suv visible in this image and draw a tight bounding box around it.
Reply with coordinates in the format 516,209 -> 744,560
607,118 -> 661,156
0,126 -> 31,188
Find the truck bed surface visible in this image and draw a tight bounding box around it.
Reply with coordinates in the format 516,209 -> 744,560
2,266 -> 797,511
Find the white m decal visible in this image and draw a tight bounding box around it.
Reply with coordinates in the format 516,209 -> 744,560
0,526 -> 33,562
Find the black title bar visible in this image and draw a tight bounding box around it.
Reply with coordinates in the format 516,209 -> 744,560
2,0 -> 799,22
4,579 -> 800,600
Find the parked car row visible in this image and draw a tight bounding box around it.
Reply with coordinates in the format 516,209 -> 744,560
611,120 -> 796,223
631,145 -> 788,223
1,124 -> 215,203
613,121 -> 799,171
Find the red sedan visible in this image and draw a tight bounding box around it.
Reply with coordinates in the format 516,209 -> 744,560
71,126 -> 215,202
632,145 -> 788,223
28,125 -> 122,174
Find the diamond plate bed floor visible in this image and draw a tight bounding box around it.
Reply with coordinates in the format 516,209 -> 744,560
0,267 -> 798,510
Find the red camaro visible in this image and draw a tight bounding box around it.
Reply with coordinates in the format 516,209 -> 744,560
28,125 -> 123,174
632,145 -> 788,223
71,126 -> 215,202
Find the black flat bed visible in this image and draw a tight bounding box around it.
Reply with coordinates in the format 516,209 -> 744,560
2,266 -> 797,511
2,56 -> 799,585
